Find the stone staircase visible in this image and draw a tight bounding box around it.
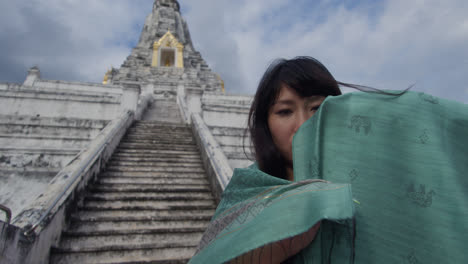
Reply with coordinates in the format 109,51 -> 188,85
49,121 -> 216,263
142,99 -> 183,123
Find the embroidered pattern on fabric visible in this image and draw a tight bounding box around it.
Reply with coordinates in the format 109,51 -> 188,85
391,117 -> 403,128
406,249 -> 420,264
406,183 -> 436,208
195,181 -> 342,254
349,169 -> 359,182
419,129 -> 429,144
348,115 -> 372,135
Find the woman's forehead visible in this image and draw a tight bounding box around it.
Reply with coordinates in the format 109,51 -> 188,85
274,85 -> 325,103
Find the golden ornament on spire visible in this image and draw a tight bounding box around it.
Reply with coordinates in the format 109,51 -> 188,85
102,69 -> 111,85
216,74 -> 225,93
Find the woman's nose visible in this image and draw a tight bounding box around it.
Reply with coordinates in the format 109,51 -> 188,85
294,111 -> 310,133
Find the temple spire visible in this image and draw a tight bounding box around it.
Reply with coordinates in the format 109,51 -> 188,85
153,0 -> 180,12
136,0 -> 191,50
109,0 -> 221,93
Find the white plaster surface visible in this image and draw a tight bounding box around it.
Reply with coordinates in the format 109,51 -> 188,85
0,172 -> 52,219
0,114 -> 108,219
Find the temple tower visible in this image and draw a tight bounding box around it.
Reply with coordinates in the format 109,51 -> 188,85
107,0 -> 222,94
106,0 -> 252,167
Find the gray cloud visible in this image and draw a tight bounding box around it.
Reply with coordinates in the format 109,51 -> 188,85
0,0 -> 467,103
215,0 -> 468,102
0,0 -> 153,83
182,0 -> 245,94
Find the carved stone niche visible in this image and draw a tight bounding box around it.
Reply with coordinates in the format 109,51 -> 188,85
160,48 -> 176,67
152,31 -> 184,68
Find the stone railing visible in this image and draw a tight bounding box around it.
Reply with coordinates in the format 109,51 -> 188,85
191,113 -> 232,202
177,94 -> 191,124
0,110 -> 134,264
135,92 -> 154,121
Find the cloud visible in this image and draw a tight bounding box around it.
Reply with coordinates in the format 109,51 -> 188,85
0,0 -> 153,83
183,0 -> 467,102
182,0 -> 245,93
0,0 -> 467,103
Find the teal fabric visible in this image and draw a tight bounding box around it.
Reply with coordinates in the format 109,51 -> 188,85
190,91 -> 468,263
190,168 -> 355,263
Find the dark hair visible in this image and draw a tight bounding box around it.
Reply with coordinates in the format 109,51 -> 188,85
246,56 -> 408,179
246,56 -> 341,179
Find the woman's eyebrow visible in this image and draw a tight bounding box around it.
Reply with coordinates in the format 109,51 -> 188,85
273,99 -> 295,106
305,96 -> 325,105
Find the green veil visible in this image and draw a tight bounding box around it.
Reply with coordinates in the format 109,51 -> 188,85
189,91 -> 468,263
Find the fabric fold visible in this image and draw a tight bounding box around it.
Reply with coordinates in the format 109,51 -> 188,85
190,91 -> 468,263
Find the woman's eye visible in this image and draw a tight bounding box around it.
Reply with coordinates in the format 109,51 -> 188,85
310,106 -> 320,112
276,109 -> 292,116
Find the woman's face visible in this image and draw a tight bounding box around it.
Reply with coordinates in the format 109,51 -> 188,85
268,85 -> 326,165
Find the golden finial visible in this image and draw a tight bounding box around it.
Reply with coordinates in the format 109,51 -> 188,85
102,68 -> 111,85
216,74 -> 225,93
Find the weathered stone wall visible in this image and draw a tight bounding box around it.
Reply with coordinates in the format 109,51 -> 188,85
0,68 -> 126,218
0,114 -> 108,218
0,82 -> 121,120
200,92 -> 254,169
0,111 -> 134,264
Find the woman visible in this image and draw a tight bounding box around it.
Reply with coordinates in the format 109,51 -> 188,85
190,57 -> 468,263
249,56 -> 342,181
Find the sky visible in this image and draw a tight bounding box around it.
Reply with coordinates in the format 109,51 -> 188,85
0,0 -> 467,103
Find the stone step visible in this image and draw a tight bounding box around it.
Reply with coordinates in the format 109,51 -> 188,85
56,232 -> 203,253
141,118 -> 184,124
109,154 -> 202,161
133,121 -> 189,128
100,171 -> 206,179
80,202 -> 215,212
50,245 -> 195,264
71,209 -> 215,221
124,129 -> 192,134
126,127 -> 190,131
124,130 -> 192,135
110,155 -> 201,162
63,226 -> 206,237
142,113 -> 183,122
130,125 -> 191,133
88,184 -> 211,193
124,130 -> 192,136
114,149 -> 200,156
82,199 -> 215,210
120,139 -> 196,145
122,136 -> 194,142
109,156 -> 202,163
68,219 -> 210,234
104,166 -> 205,173
85,192 -> 213,202
117,144 -> 198,151
106,161 -> 203,168
124,132 -> 192,138
118,141 -> 197,148
96,177 -> 209,185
